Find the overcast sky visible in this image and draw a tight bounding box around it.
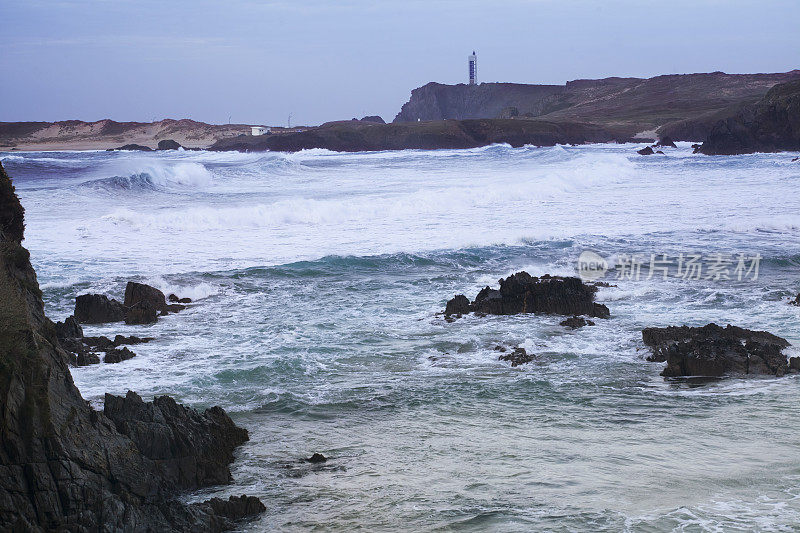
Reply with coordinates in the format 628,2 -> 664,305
1,0 -> 798,126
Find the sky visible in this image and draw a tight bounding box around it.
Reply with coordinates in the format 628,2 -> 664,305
1,0 -> 798,126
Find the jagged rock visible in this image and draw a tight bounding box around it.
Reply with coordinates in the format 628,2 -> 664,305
306,453 -> 327,463
637,146 -> 654,155
0,162 -> 264,531
125,300 -> 158,324
447,272 -> 609,318
444,294 -> 471,316
642,323 -> 791,377
360,115 -> 385,124
205,495 -> 267,522
74,293 -> 127,323
114,334 -> 153,346
125,281 -> 167,311
169,293 -> 192,303
560,316 -> 595,329
83,335 -> 115,351
157,139 -> 183,150
54,315 -> 83,339
655,136 -> 677,148
104,391 -> 249,489
498,347 -> 534,367
104,347 -> 136,363
656,150 -> 665,154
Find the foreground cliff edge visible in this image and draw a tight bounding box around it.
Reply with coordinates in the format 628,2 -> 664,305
0,162 -> 264,530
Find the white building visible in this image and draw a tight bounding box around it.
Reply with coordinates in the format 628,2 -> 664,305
468,51 -> 477,85
251,126 -> 271,136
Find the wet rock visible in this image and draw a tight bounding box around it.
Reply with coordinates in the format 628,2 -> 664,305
54,315 -> 83,339
656,150 -> 665,154
83,335 -> 115,351
205,495 -> 267,523
104,391 -> 250,488
655,136 -> 677,148
125,301 -> 158,324
498,347 -> 534,367
305,453 -> 327,463
789,293 -> 800,306
789,357 -> 800,372
444,294 -> 471,316
560,316 -> 595,329
108,143 -> 152,151
637,146 -> 654,155
642,323 -> 791,377
157,139 -> 183,150
124,281 -> 167,311
76,352 -> 101,366
74,293 -> 127,323
104,347 -> 136,364
169,293 -> 192,303
113,334 -> 153,346
165,303 -> 186,312
447,272 -> 609,318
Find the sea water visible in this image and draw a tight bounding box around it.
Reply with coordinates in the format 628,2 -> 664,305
3,143 -> 800,531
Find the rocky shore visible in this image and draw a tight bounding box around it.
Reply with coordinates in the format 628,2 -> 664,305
0,161 -> 264,531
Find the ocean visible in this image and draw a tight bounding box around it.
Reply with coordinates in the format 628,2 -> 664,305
3,143 -> 800,531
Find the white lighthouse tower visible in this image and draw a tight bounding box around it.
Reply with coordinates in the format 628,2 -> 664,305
468,51 -> 477,85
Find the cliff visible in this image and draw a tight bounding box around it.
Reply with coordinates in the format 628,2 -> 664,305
394,71 -> 800,139
209,118 -> 634,153
697,79 -> 800,155
0,161 -> 264,531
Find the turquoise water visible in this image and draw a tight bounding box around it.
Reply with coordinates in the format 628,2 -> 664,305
4,144 -> 800,531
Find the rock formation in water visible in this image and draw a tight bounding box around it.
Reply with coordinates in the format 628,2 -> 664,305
445,272 -> 610,318
697,80 -> 800,155
0,161 -> 264,531
642,323 -> 795,377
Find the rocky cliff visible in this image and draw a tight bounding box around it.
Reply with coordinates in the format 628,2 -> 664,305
394,71 -> 800,139
0,161 -> 264,531
697,79 -> 800,155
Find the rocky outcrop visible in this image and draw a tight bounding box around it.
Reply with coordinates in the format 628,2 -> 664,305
497,346 -> 534,367
125,280 -> 168,311
157,139 -> 183,150
210,118 -> 633,153
637,146 -> 654,155
360,115 -> 385,124
654,136 -> 677,148
445,272 -> 609,318
107,143 -> 153,151
642,323 -> 792,377
560,316 -> 595,329
0,161 -> 264,531
698,80 -> 800,154
74,293 -> 127,323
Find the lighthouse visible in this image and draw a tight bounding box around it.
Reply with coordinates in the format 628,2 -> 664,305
468,51 -> 477,85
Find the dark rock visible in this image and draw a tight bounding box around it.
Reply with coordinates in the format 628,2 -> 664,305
124,281 -> 167,311
637,146 -> 654,155
0,161 -> 264,531
450,272 -> 609,318
74,293 -> 127,323
169,293 -> 194,303
656,150 -> 665,154
360,115 -> 385,124
165,303 -> 186,312
655,136 -> 677,148
113,334 -> 153,346
792,157 -> 799,162
445,294 -> 471,316
790,357 -> 800,372
157,139 -> 183,150
205,495 -> 267,522
789,293 -> 800,306
104,347 -> 136,364
108,143 -> 152,151
306,453 -> 327,463
698,80 -> 800,155
125,300 -> 158,324
560,316 -> 595,329
104,391 -> 250,488
642,323 -> 791,377
498,347 -> 534,367
83,335 -> 115,351
76,352 -> 101,366
54,315 -> 83,339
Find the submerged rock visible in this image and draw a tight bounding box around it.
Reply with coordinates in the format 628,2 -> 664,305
306,453 -> 328,463
560,316 -> 595,329
642,323 -> 792,377
498,347 -> 534,367
789,293 -> 800,306
169,293 -> 192,303
107,143 -> 152,151
114,334 -> 153,346
445,272 -> 609,319
637,146 -> 654,155
74,293 -> 127,323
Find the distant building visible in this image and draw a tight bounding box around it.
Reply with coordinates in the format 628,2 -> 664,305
251,126 -> 270,136
468,51 -> 477,85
